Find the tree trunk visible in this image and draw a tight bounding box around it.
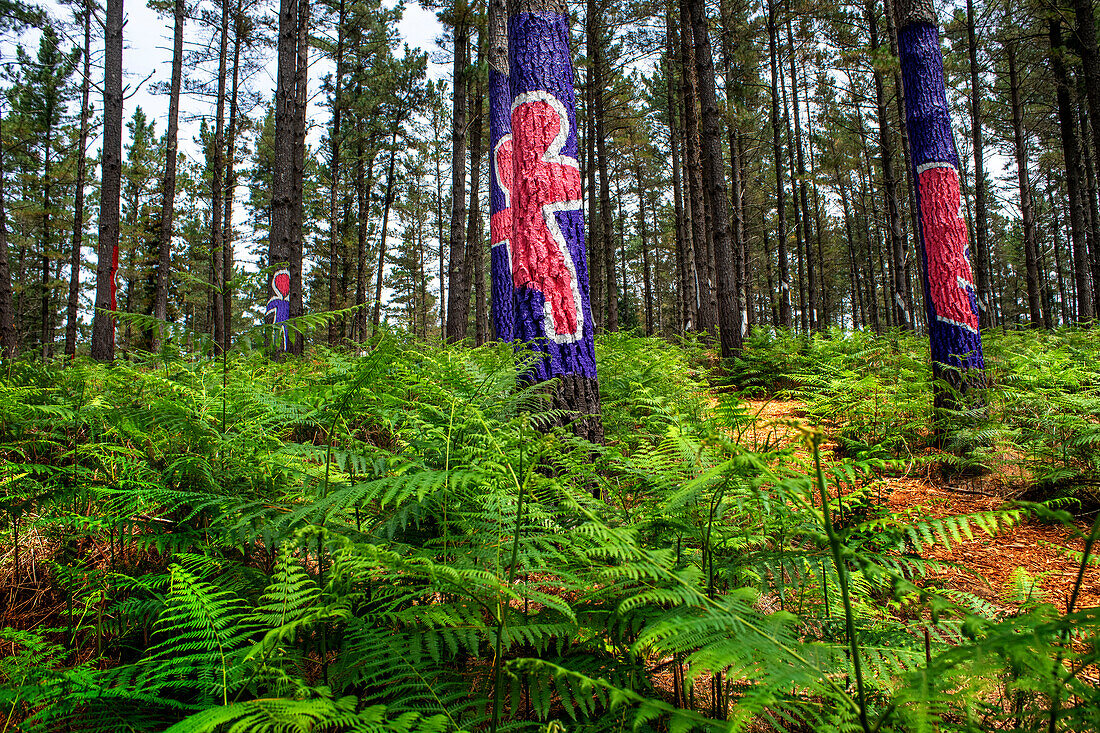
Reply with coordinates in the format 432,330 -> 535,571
288,0 -> 309,354
268,0 -> 299,353
372,132 -> 398,331
867,0 -> 909,330
66,1 -> 95,357
40,93 -> 55,359
666,11 -> 695,333
507,0 -> 602,444
636,161 -> 652,336
355,29 -> 369,343
1051,191 -> 1071,325
584,9 -> 604,333
0,108 -> 14,358
780,67 -> 807,333
91,0 -> 124,363
221,0 -> 243,348
720,0 -> 745,340
688,0 -> 740,359
593,16 -> 618,332
488,0 -> 513,341
785,3 -> 815,332
327,0 -> 346,345
896,0 -> 985,419
682,0 -> 715,335
963,0 -> 991,329
1049,17 -> 1093,323
1072,0 -> 1100,273
445,3 -> 469,343
210,0 -> 230,355
1006,39 -> 1041,327
1078,84 -> 1100,316
467,40 -> 487,345
766,0 -> 791,329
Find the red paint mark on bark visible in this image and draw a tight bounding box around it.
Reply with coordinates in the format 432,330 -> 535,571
273,271 -> 291,298
501,91 -> 583,342
491,135 -> 514,253
919,163 -> 979,334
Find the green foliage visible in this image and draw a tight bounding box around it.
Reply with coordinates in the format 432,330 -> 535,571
1,333 -> 1097,732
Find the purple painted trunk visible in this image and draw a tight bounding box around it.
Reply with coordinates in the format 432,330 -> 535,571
488,0 -> 514,342
506,6 -> 596,381
897,15 -> 984,397
503,0 -> 601,441
266,268 -> 291,352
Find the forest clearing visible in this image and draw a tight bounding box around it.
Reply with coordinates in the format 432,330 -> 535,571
1,329 -> 1098,731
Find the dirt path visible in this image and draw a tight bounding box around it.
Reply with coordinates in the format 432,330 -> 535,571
744,399 -> 1100,614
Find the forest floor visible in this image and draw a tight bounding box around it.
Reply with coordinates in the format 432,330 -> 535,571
742,398 -> 1100,615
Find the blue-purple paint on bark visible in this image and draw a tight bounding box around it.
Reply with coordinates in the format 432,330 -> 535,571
507,9 -> 597,381
266,267 -> 290,351
489,63 -> 515,343
899,20 -> 984,373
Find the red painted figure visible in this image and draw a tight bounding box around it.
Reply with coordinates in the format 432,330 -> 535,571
917,163 -> 979,335
494,91 -> 584,344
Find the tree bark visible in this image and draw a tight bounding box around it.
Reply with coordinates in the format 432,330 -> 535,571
372,131 -> 398,331
785,3 -> 815,332
766,0 -> 791,328
1049,17 -> 1093,323
688,0 -> 740,359
964,0 -> 991,330
288,0 -> 309,354
666,11 -> 695,333
592,11 -> 618,332
467,42 -> 487,345
1072,0 -> 1100,282
896,0 -> 985,419
681,0 -> 715,335
91,0 -> 124,363
221,0 -> 243,347
0,108 -> 14,358
210,0 -> 230,355
327,0 -> 346,345
867,0 -> 909,330
1006,39 -> 1041,327
445,2 -> 469,343
268,0 -> 299,354
720,0 -> 745,340
488,0 -> 512,341
636,160 -> 652,335
507,0 -> 602,444
584,6 -> 604,333
66,1 -> 95,357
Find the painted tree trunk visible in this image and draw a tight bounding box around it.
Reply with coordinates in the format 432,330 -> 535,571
489,0 -> 514,342
91,0 -> 124,363
895,0 -> 985,413
505,0 -> 601,442
267,0 -> 299,355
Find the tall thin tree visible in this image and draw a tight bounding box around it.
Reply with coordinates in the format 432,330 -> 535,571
91,0 -> 124,362
65,0 -> 95,357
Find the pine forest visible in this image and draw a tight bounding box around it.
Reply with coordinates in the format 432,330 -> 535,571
1,0 -> 1099,728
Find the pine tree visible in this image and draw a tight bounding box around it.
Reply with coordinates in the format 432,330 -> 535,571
895,0 -> 985,417
505,0 -> 602,442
